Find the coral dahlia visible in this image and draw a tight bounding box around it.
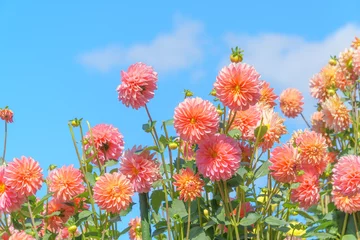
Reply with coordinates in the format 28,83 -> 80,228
332,155 -> 360,196
128,217 -> 142,240
258,80 -> 277,109
259,109 -> 287,151
295,131 -> 328,165
321,95 -> 350,133
0,166 -> 25,213
0,108 -> 13,123
269,144 -> 298,183
279,88 -> 304,118
8,231 -> 35,240
173,168 -> 204,202
229,105 -> 261,140
290,171 -> 320,209
332,190 -> 360,214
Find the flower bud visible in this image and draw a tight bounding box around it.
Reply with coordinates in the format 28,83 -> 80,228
203,209 -> 209,218
184,89 -> 193,97
168,142 -> 178,150
49,164 -> 57,171
328,58 -> 337,66
68,225 -> 77,234
210,89 -> 216,96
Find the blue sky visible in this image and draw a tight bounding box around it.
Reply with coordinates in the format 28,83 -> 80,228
1,1 -> 360,238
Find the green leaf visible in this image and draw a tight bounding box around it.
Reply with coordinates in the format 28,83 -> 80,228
306,232 -> 336,239
228,129 -> 241,139
151,190 -> 165,214
254,161 -> 271,179
342,235 -> 357,240
264,216 -> 287,226
314,220 -> 335,231
85,172 -> 96,186
77,210 -> 92,223
103,160 -> 118,168
45,211 -> 61,218
152,226 -> 168,237
189,226 -> 208,240
290,182 -> 300,189
237,167 -> 248,178
163,119 -> 174,128
170,199 -> 188,219
254,125 -> 268,140
294,210 -> 315,222
239,213 -> 261,226
120,203 -> 135,217
118,226 -> 131,236
135,145 -> 160,154
283,202 -> 298,209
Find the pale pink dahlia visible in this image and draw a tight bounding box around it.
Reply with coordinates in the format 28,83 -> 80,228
279,88 -> 304,118
47,165 -> 85,202
321,95 -> 350,133
120,146 -> 161,193
129,217 -> 142,240
311,112 -> 326,133
259,109 -> 287,151
339,48 -> 354,70
332,155 -> 360,196
214,62 -> 261,111
229,105 -> 261,140
117,62 -> 158,109
93,172 -> 133,213
269,144 -> 298,183
309,68 -> 334,102
353,48 -> 360,75
173,97 -> 219,143
258,80 -> 277,109
196,134 -> 241,181
335,65 -> 353,90
8,231 -> 35,240
84,124 -> 124,165
5,156 -> 43,196
295,131 -> 328,165
0,167 -> 24,213
332,190 -> 360,214
290,171 -> 320,209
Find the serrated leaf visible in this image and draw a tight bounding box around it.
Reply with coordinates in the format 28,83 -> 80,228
77,210 -> 92,222
170,199 -> 188,219
254,161 -> 271,179
264,216 -> 287,226
151,190 -> 165,214
239,213 -> 261,226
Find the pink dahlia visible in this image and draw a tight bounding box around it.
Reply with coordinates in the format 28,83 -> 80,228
335,65 -> 353,90
321,95 -> 350,133
84,124 -> 124,165
332,155 -> 360,196
332,190 -> 360,214
129,217 -> 142,240
93,172 -> 133,213
47,165 -> 85,202
269,144 -> 298,183
173,97 -> 219,143
353,48 -> 360,76
290,171 -> 320,209
196,134 -> 241,181
258,81 -> 277,109
120,146 -> 161,193
311,112 -> 325,133
5,156 -> 43,197
214,62 -> 261,111
295,131 -> 328,165
0,166 -> 24,213
259,109 -> 287,151
309,65 -> 336,102
173,168 -> 204,202
46,199 -> 75,233
229,105 -> 261,140
8,232 -> 35,240
117,62 -> 158,109
0,109 -> 13,123
279,88 -> 304,118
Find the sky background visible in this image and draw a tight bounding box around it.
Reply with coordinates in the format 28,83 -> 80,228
1,1 -> 360,239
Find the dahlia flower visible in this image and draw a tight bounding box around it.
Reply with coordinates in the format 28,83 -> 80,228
8,232 -> 35,240
332,190 -> 360,214
117,62 -> 158,109
332,155 -> 360,196
47,165 -> 85,202
311,112 -> 325,133
93,172 -> 133,213
269,144 -> 298,183
46,199 -> 75,233
353,48 -> 360,75
279,88 -> 304,118
296,130 -> 328,165
214,62 -> 261,111
129,217 -> 142,240
290,171 -> 320,209
173,97 -> 219,143
321,95 -> 350,133
0,109 -> 13,123
0,166 -> 25,213
258,80 -> 277,109
173,168 -> 204,202
229,105 -> 261,140
196,134 -> 241,181
83,124 -> 125,165
259,109 -> 287,150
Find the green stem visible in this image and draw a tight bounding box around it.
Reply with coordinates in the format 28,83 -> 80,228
163,183 -> 172,240
225,110 -> 237,133
186,201 -> 191,240
353,214 -> 360,239
27,200 -> 40,240
341,213 -> 349,237
300,113 -> 311,128
139,193 -> 151,240
197,198 -> 202,226
2,122 -> 7,164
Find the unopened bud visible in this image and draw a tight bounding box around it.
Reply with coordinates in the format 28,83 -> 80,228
217,109 -> 224,115
184,89 -> 193,97
49,164 -> 57,171
328,58 -> 337,66
68,225 -> 77,234
210,89 -> 216,97
168,142 -> 178,150
326,88 -> 336,96
95,176 -> 100,181
203,209 -> 209,218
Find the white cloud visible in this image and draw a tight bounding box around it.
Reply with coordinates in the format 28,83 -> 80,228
77,16 -> 205,73
223,23 -> 360,118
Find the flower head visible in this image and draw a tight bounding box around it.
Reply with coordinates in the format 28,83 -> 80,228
321,95 -> 350,133
8,231 -> 35,240
0,166 -> 25,213
259,109 -> 287,150
173,168 -> 204,202
269,144 -> 298,183
84,124 -> 124,165
332,155 -> 360,196
352,37 -> 360,49
311,112 -> 326,133
120,146 -> 161,193
5,156 -> 43,197
129,217 -> 142,240
174,97 -> 219,143
290,171 -> 320,209
214,62 -> 261,111
229,105 -> 261,140
47,165 -> 85,202
309,66 -> 335,102
279,88 -> 304,118
46,199 -> 75,233
296,131 -> 328,165
93,172 -> 133,213
258,81 -> 277,109
0,109 -> 13,123
117,62 -> 158,109
332,190 -> 360,214
196,134 -> 241,181
353,48 -> 360,76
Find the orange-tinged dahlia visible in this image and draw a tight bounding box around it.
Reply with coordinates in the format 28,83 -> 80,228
311,112 -> 326,133
8,231 -> 35,240
290,171 -> 320,209
259,109 -> 287,151
353,48 -> 360,76
279,88 -> 304,118
0,109 -> 13,123
47,165 -> 85,202
5,156 -> 43,197
269,144 -> 298,183
173,168 -> 204,202
196,134 -> 241,181
84,124 -> 124,165
229,105 -> 261,140
128,217 -> 142,240
295,131 -> 327,165
352,37 -> 360,49
214,62 -> 261,111
93,172 -> 133,213
321,95 -> 350,133
309,68 -> 334,102
46,199 -> 75,233
120,146 -> 161,193
173,97 -> 219,143
258,80 -> 277,109
332,155 -> 360,196
332,190 -> 360,214
117,62 -> 158,109
339,48 -> 354,70
0,166 -> 25,213
335,65 -> 354,90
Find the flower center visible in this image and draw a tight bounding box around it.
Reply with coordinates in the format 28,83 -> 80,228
209,149 -> 218,158
132,167 -> 139,175
0,183 -> 5,194
140,86 -> 146,93
190,118 -> 196,124
100,142 -> 110,151
233,85 -> 241,93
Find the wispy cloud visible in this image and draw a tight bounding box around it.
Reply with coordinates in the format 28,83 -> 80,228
77,16 -> 205,73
